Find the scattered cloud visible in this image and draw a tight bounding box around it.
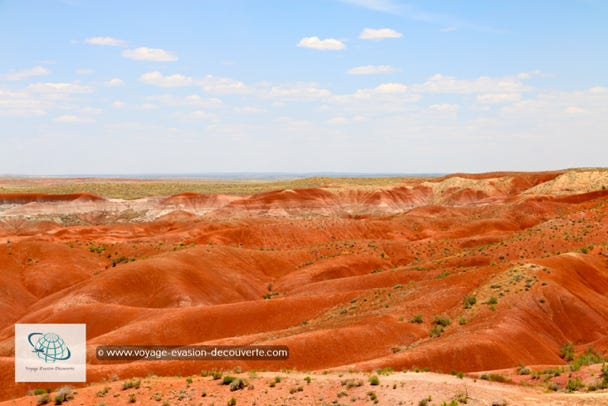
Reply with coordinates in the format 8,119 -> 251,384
347,65 -> 397,75
1,66 -> 50,81
268,83 -> 331,101
122,47 -> 177,62
53,114 -> 94,123
327,116 -> 349,125
414,74 -> 529,94
297,36 -> 346,51
565,106 -> 586,114
477,93 -> 522,104
0,89 -> 47,116
27,82 -> 93,94
373,83 -> 407,93
359,28 -> 402,40
140,71 -> 193,87
105,78 -> 125,87
235,106 -> 265,114
429,103 -> 459,113
84,36 -> 126,47
146,94 -> 224,108
174,110 -> 219,121
200,75 -> 249,94
112,101 -> 126,108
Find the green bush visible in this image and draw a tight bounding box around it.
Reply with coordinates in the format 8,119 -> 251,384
566,377 -> 585,392
410,314 -> 424,324
433,316 -> 451,327
229,378 -> 247,391
368,375 -> 380,386
463,295 -> 476,309
560,342 -> 574,361
430,325 -> 444,337
36,394 -> 50,406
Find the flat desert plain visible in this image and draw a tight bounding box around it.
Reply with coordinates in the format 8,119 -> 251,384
1,169 -> 608,405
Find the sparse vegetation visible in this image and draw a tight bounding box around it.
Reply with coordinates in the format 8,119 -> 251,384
368,375 -> 380,385
463,295 -> 476,309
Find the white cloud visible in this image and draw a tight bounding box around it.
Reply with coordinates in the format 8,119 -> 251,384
0,89 -> 47,116
122,47 -> 177,62
589,86 -> 608,94
112,101 -> 125,108
235,106 -> 265,114
414,74 -> 529,94
174,110 -> 218,121
53,115 -> 94,123
327,116 -> 349,125
105,78 -> 125,87
268,83 -> 331,101
565,106 -> 586,114
477,93 -> 522,104
27,82 -> 93,94
347,65 -> 397,75
373,83 -> 407,93
429,103 -> 459,113
359,28 -> 402,40
84,36 -> 126,47
1,66 -> 50,81
297,36 -> 346,51
139,71 -> 193,87
146,94 -> 224,108
138,103 -> 158,110
200,75 -> 249,94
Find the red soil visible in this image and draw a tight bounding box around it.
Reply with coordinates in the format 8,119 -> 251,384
1,170 -> 608,401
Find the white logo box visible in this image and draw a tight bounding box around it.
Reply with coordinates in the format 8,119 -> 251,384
15,324 -> 86,382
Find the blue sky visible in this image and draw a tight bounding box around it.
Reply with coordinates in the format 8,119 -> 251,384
0,0 -> 606,175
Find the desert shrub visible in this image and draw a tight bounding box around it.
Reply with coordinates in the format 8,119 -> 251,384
487,296 -> 498,305
30,388 -> 48,396
599,363 -> 608,389
566,377 -> 585,392
36,394 -> 50,406
227,397 -> 237,406
570,346 -> 604,371
122,378 -> 140,390
560,342 -> 574,361
410,314 -> 424,324
128,393 -> 136,403
96,387 -> 110,397
229,378 -> 247,391
430,325 -> 444,337
53,386 -> 74,404
222,376 -> 236,385
304,376 -> 312,384
341,378 -> 363,388
433,315 -> 451,327
211,371 -> 223,380
479,374 -> 507,383
368,375 -> 380,385
517,365 -> 531,375
463,295 -> 476,309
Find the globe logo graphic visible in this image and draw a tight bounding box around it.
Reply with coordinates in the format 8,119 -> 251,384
28,332 -> 71,363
